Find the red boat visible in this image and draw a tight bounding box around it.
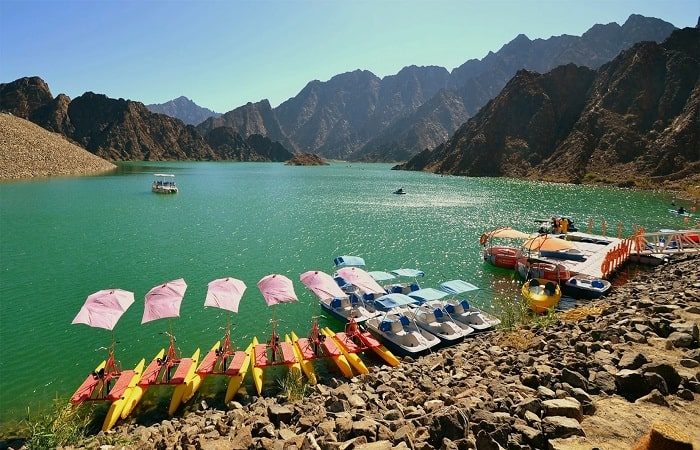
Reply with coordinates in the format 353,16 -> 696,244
483,246 -> 521,269
516,257 -> 571,282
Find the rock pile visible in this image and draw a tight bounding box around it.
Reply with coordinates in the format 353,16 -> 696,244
83,255 -> 700,449
0,113 -> 115,180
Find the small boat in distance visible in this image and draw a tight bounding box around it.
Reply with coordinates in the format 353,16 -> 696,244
393,187 -> 406,195
152,174 -> 178,194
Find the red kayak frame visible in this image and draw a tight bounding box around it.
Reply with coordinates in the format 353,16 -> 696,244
295,317 -> 343,360
254,320 -> 296,368
196,329 -> 249,377
334,318 -> 383,353
71,345 -> 135,404
138,335 -> 193,387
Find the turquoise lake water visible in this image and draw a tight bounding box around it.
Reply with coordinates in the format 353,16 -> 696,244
0,162 -> 689,422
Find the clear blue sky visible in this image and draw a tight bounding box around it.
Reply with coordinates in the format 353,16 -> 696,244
1,0 -> 697,112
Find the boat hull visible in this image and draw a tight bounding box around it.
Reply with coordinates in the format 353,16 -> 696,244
483,246 -> 520,269
516,258 -> 571,282
562,276 -> 611,299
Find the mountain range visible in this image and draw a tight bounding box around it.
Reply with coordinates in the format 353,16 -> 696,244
0,78 -> 292,162
187,14 -> 675,162
396,27 -> 700,186
146,96 -> 221,125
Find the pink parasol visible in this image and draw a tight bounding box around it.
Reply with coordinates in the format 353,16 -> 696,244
142,278 -> 187,324
205,277 -> 247,313
257,274 -> 298,306
336,267 -> 386,295
72,289 -> 135,331
300,270 -> 347,300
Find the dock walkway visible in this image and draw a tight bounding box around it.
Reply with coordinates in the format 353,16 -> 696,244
532,232 -> 622,279
533,229 -> 700,279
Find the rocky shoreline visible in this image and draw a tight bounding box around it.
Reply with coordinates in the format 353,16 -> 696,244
20,255 -> 700,449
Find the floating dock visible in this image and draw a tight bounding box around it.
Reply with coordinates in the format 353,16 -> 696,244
533,229 -> 700,279
531,232 -> 625,279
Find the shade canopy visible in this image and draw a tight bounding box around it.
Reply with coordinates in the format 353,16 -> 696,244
374,293 -> 418,310
390,268 -> 425,278
142,278 -> 187,324
72,289 -> 135,331
205,277 -> 247,313
368,271 -> 396,282
333,255 -> 366,268
257,274 -> 298,306
300,270 -> 347,301
336,267 -> 386,295
523,235 -> 575,252
407,288 -> 448,303
439,279 -> 481,295
480,227 -> 531,246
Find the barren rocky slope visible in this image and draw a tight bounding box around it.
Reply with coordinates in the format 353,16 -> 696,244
0,113 -> 115,179
207,15 -> 674,162
397,27 -> 699,186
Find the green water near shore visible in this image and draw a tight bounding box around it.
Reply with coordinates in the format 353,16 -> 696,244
0,162 -> 689,421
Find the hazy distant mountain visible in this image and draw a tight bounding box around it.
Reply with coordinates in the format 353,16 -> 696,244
211,14 -> 676,162
147,96 -> 221,126
0,78 -> 293,162
396,27 -> 699,186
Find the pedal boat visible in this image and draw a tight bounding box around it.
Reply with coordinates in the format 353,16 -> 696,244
522,278 -> 561,313
70,347 -> 146,431
192,329 -> 253,404
562,274 -> 611,299
126,335 -> 201,417
398,304 -> 473,342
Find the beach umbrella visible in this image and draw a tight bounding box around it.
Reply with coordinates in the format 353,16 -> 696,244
142,278 -> 187,324
72,289 -> 135,331
336,267 -> 386,295
300,270 -> 346,301
523,235 -> 575,252
205,277 -> 247,313
257,274 -> 298,306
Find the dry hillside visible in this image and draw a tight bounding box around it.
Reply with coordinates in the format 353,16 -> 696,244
0,113 -> 115,180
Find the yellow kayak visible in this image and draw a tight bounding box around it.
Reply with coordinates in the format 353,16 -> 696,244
284,335 -> 302,379
251,337 -> 264,396
224,343 -> 253,404
121,348 -> 164,419
183,342 -> 219,404
522,278 -> 561,313
289,331 -> 317,385
322,327 -> 369,375
102,358 -> 145,431
367,341 -> 400,367
168,348 -> 201,416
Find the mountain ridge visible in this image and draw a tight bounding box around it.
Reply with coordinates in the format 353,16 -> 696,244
204,14 -> 676,163
395,27 -> 700,188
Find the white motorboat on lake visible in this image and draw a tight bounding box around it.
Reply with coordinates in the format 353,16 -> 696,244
152,173 -> 178,194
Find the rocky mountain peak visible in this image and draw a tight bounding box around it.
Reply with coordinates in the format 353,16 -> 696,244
146,95 -> 221,126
